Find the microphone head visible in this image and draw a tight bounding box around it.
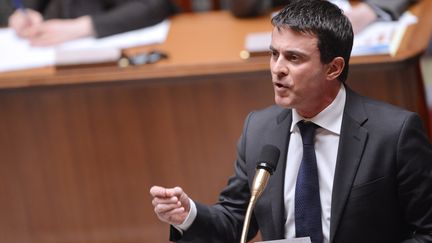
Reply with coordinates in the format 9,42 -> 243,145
256,144 -> 280,175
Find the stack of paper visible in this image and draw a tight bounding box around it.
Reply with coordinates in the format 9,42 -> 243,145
0,29 -> 56,72
0,20 -> 170,72
352,12 -> 417,56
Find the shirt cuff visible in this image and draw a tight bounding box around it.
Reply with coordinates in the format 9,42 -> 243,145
172,198 -> 197,233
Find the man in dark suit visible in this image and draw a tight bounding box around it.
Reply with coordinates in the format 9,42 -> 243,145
229,0 -> 418,34
150,0 -> 432,242
7,0 -> 176,46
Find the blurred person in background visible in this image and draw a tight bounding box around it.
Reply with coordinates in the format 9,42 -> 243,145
7,0 -> 177,46
229,0 -> 417,34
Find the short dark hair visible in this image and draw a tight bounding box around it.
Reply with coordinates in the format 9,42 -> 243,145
271,0 -> 353,82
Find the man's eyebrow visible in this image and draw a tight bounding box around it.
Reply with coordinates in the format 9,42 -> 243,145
284,50 -> 305,57
269,46 -> 306,57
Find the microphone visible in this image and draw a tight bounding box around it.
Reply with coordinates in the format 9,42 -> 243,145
240,144 -> 280,243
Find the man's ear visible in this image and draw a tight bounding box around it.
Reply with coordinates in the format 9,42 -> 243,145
326,57 -> 345,80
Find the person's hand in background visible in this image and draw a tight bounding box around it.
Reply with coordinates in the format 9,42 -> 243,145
9,11 -> 94,46
8,8 -> 43,39
26,16 -> 94,46
344,3 -> 378,34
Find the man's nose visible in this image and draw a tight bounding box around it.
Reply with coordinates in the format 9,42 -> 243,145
271,58 -> 288,77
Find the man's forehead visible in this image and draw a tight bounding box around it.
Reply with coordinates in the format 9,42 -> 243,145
271,27 -> 318,49
272,26 -> 317,38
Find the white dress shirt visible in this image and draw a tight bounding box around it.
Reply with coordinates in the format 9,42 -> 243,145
284,85 -> 346,242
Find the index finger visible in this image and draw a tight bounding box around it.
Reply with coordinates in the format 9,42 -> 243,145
149,185 -> 168,197
150,185 -> 182,198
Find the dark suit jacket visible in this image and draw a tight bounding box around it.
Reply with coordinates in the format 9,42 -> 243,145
22,0 -> 177,37
230,0 -> 417,20
172,86 -> 432,243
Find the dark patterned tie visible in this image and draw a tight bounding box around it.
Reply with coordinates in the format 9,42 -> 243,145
295,121 -> 323,243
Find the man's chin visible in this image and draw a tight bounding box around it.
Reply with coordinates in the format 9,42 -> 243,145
274,97 -> 293,109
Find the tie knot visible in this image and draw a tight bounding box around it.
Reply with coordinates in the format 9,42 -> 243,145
297,121 -> 318,145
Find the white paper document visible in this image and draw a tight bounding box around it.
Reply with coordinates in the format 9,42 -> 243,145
256,237 -> 311,243
0,29 -> 56,72
0,20 -> 170,72
352,11 -> 417,56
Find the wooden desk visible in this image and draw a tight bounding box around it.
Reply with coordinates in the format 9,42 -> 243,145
0,1 -> 431,242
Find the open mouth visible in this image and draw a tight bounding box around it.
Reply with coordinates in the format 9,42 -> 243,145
274,82 -> 288,89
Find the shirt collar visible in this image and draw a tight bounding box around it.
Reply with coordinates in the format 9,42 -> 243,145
291,84 -> 346,135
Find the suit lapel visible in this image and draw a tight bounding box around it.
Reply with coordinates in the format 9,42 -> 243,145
329,88 -> 369,242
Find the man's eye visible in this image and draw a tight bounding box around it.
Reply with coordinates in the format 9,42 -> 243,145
289,55 -> 300,62
270,51 -> 279,58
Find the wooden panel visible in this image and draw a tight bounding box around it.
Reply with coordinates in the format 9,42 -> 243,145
0,72 -> 274,243
348,56 -> 430,132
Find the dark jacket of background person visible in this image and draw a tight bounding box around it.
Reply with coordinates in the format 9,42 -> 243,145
229,0 -> 417,20
6,0 -> 177,37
